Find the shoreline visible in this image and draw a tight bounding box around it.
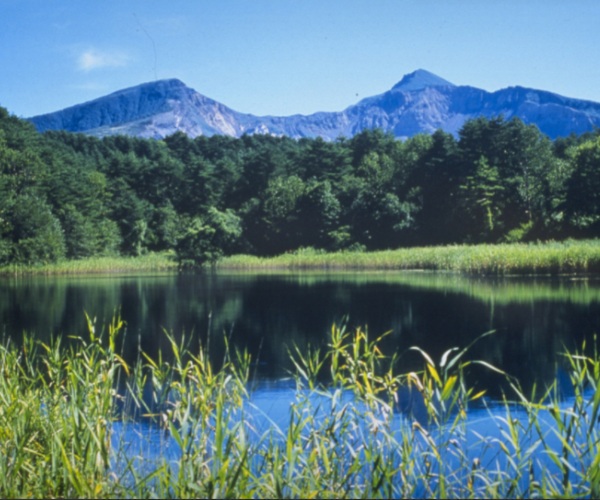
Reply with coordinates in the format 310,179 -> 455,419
2,239 -> 600,276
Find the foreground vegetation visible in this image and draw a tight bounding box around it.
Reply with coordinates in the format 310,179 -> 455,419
2,317 -> 600,498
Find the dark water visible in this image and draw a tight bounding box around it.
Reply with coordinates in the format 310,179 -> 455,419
1,271 -> 600,399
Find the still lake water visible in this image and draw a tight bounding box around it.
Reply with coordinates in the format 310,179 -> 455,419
2,270 -> 599,400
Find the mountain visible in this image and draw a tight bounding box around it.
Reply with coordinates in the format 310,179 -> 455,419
27,69 -> 600,140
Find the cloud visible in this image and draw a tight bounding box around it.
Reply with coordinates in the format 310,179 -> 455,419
77,49 -> 130,72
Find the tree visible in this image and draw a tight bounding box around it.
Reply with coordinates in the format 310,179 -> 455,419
348,129 -> 398,168
176,207 -> 242,268
457,116 -> 557,239
496,119 -> 555,232
107,179 -> 153,256
59,204 -> 120,258
6,193 -> 66,264
564,137 -> 600,234
459,156 -> 504,242
0,117 -> 66,265
42,149 -> 121,258
295,180 -> 342,250
407,130 -> 459,244
293,137 -> 351,180
347,151 -> 418,248
148,201 -> 181,251
259,175 -> 306,254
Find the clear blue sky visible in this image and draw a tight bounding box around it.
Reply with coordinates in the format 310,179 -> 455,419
2,0 -> 599,118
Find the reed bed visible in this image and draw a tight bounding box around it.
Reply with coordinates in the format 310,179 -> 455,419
0,252 -> 178,276
1,317 -> 600,498
220,239 -> 600,275
2,240 -> 600,277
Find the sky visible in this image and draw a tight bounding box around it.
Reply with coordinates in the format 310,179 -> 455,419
2,0 -> 600,118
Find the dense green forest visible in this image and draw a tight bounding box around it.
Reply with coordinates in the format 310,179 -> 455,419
1,105 -> 599,267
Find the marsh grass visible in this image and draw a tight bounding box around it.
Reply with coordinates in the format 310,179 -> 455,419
3,240 -> 600,277
220,239 -> 600,275
2,317 -> 600,497
0,252 -> 177,276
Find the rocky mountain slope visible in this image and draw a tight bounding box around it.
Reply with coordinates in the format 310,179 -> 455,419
28,69 -> 600,140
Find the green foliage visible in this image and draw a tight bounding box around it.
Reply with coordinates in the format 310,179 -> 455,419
0,315 -> 127,497
565,137 -> 600,233
59,204 -> 121,258
264,175 -> 305,221
298,179 -> 342,248
176,207 -> 242,268
1,106 -> 600,266
3,317 -> 600,497
503,221 -> 534,243
409,130 -> 459,244
149,201 -> 181,250
460,156 -> 505,241
294,136 -> 351,180
6,194 -> 66,265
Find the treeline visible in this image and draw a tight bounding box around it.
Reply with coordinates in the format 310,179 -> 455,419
1,105 -> 599,266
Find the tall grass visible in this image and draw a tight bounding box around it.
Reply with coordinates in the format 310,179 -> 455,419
220,239 -> 600,275
1,316 -> 600,497
0,252 -> 177,276
3,240 -> 600,276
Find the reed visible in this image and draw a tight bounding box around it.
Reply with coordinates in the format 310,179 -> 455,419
0,252 -> 178,276
1,316 -> 600,497
3,240 -> 600,277
220,239 -> 600,275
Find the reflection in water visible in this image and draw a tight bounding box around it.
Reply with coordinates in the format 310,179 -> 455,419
1,271 -> 600,400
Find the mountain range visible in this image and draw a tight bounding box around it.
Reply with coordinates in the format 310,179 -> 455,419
27,69 -> 600,140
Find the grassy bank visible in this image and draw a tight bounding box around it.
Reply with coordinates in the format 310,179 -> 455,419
220,239 -> 600,275
0,252 -> 178,276
2,317 -> 600,498
4,240 -> 600,276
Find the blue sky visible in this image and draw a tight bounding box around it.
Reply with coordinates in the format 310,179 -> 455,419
2,1 -> 599,118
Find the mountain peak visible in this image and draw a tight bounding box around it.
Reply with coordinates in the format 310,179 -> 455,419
142,78 -> 187,89
110,78 -> 189,97
392,69 -> 455,91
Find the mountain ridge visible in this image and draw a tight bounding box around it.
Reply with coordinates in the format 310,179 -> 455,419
391,69 -> 455,91
27,70 -> 600,140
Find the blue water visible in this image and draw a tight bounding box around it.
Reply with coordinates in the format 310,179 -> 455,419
108,378 -> 596,497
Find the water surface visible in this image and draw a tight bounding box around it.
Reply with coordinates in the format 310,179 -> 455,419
2,271 -> 599,400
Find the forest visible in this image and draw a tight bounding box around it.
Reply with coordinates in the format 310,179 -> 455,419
1,105 -> 599,267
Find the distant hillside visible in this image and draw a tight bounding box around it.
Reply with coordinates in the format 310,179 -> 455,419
28,69 -> 600,140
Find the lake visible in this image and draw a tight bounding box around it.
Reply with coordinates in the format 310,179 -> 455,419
1,270 -> 599,401
3,270 -> 600,495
